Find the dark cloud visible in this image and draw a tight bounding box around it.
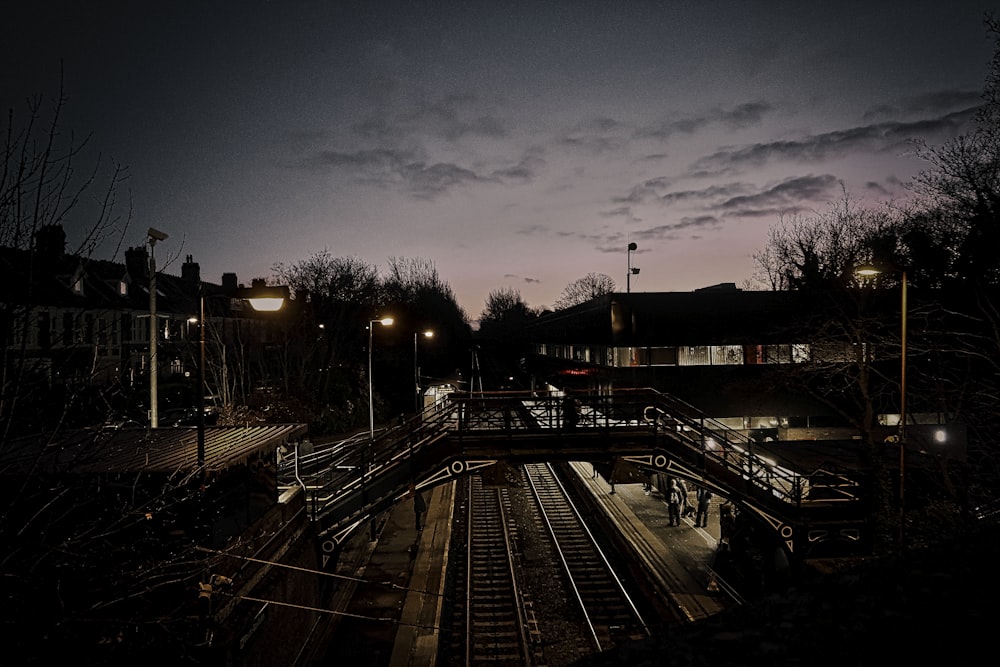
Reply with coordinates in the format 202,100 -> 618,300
304,144 -> 537,198
612,179 -> 750,208
636,102 -> 773,141
558,134 -> 629,154
349,92 -> 509,148
401,162 -> 490,200
491,147 -> 546,183
716,174 -> 840,215
864,180 -> 893,197
633,216 -> 722,239
557,116 -> 631,154
599,206 -> 635,218
593,215 -> 721,252
659,182 -> 754,205
352,117 -> 402,143
863,90 -> 982,121
611,176 -> 673,204
691,108 -> 977,172
304,147 -> 417,175
503,274 -> 541,284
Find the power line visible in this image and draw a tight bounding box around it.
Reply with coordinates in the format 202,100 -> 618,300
195,545 -> 444,598
220,592 -> 442,631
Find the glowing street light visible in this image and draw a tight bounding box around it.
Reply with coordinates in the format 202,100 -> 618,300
196,283 -> 289,468
368,317 -> 394,440
856,263 -> 908,551
414,329 -> 434,412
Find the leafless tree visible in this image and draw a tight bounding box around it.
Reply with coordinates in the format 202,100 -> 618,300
1,73 -> 132,438
751,192 -> 900,291
552,272 -> 616,310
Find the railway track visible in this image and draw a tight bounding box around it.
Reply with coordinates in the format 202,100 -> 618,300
524,462 -> 651,652
438,475 -> 540,665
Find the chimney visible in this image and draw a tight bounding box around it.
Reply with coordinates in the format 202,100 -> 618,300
34,225 -> 66,264
182,255 -> 200,283
125,246 -> 149,280
222,272 -> 238,292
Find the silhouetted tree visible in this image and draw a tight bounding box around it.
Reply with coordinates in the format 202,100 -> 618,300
477,287 -> 539,389
379,257 -> 471,415
272,250 -> 381,432
552,272 -> 616,310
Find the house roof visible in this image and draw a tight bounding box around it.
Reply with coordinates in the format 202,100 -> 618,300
0,424 -> 308,477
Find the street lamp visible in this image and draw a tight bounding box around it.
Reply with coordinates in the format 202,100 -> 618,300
195,283 -> 289,469
627,242 -> 640,293
146,227 -> 169,428
414,329 -> 434,413
368,317 -> 394,440
856,263 -> 908,551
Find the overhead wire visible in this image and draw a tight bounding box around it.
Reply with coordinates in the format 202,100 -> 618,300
194,545 -> 445,598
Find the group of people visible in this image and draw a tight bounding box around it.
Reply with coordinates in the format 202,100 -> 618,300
665,478 -> 713,528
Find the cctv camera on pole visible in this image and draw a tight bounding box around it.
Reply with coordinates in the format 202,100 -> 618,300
146,228 -> 169,427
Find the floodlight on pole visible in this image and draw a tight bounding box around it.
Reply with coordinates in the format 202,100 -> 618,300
627,242 -> 639,293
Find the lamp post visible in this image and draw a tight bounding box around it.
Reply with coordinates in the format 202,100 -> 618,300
195,283 -> 288,469
414,329 -> 434,413
368,317 -> 394,440
146,227 -> 169,428
856,264 -> 908,551
627,242 -> 639,293
365,316 -> 393,541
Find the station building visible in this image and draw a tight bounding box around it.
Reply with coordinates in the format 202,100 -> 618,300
521,284 -> 960,451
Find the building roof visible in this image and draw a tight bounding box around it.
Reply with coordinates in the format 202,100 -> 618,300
0,424 -> 308,477
525,290 -> 835,346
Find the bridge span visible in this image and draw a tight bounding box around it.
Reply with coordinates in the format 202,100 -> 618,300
279,389 -> 869,567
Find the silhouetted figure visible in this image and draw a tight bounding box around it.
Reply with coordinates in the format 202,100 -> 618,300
409,483 -> 427,531
668,479 -> 683,526
677,478 -> 692,518
695,487 -> 713,527
562,394 -> 579,430
719,501 -> 735,540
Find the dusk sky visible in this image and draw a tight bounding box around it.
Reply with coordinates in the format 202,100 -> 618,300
5,1 -> 995,318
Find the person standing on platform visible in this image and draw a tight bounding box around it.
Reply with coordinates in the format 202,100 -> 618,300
695,487 -> 713,527
677,478 -> 692,518
667,479 -> 683,526
409,483 -> 427,532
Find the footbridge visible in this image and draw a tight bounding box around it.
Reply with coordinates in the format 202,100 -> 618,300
279,389 -> 869,567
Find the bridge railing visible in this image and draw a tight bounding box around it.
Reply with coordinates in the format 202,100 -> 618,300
294,398 -> 461,527
635,388 -> 861,507
284,387 -> 861,536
